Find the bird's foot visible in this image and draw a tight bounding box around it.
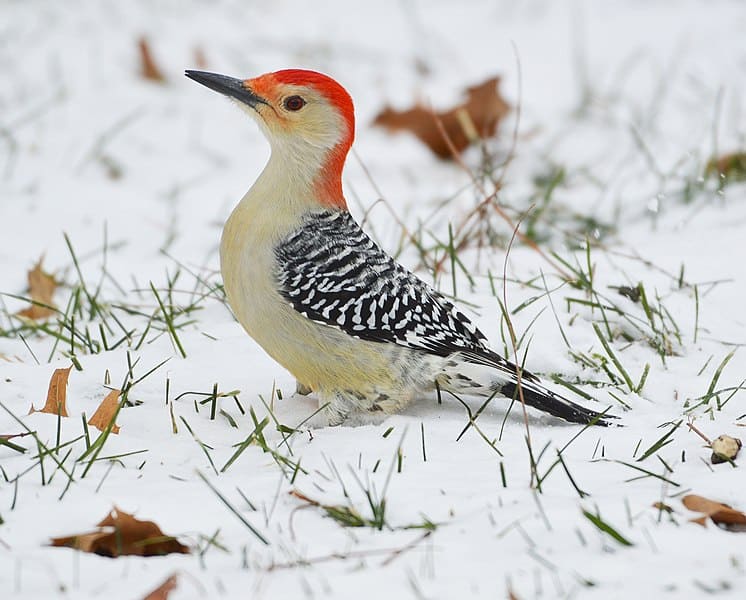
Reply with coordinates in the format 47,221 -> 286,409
295,381 -> 313,396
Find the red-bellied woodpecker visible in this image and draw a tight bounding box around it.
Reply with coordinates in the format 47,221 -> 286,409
185,68 -> 612,427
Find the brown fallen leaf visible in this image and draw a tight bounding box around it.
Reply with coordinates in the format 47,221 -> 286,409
142,574 -> 178,600
690,515 -> 709,527
30,366 -> 72,417
705,152 -> 746,182
51,507 -> 190,557
16,258 -> 57,321
88,389 -> 121,434
652,501 -> 674,514
193,46 -> 208,69
373,76 -> 510,159
138,37 -> 166,82
682,494 -> 746,532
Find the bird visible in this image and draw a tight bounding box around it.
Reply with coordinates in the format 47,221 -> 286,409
185,68 -> 612,427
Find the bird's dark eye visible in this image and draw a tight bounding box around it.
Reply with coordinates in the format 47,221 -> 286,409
283,95 -> 306,111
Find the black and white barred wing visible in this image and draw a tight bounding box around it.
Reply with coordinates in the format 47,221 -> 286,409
275,210 -> 495,359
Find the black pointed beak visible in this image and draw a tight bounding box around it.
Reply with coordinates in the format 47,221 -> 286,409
185,70 -> 266,108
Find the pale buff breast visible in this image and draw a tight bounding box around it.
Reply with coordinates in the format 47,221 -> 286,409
220,192 -> 406,396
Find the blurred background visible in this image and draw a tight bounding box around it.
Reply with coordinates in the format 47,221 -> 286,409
3,0 -> 745,287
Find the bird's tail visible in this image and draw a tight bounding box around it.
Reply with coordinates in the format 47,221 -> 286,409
441,354 -> 616,426
497,380 -> 614,426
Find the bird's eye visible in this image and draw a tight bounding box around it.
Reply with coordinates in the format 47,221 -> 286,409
283,95 -> 306,111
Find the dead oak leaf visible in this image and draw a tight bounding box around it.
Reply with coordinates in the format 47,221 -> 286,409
88,389 -> 122,434
16,258 -> 57,321
50,507 -> 190,557
705,152 -> 746,182
138,37 -> 166,82
373,76 -> 510,159
682,494 -> 746,532
29,366 -> 72,417
142,574 -> 178,600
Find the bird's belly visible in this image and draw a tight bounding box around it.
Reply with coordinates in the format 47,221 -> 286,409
221,233 -> 426,397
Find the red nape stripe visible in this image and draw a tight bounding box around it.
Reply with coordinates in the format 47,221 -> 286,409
314,141 -> 349,210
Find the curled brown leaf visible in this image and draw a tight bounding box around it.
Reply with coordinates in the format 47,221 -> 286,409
16,259 -> 57,321
682,494 -> 746,532
373,76 -> 510,159
30,366 -> 72,417
88,389 -> 122,434
50,507 -> 190,557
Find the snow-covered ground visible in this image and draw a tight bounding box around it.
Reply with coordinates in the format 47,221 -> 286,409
2,1 -> 746,598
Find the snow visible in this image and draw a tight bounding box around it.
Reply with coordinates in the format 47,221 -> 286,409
2,0 -> 746,598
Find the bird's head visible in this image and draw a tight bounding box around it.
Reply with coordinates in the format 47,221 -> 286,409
186,68 -> 355,207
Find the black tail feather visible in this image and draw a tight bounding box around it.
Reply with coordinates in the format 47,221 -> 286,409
500,381 -> 616,426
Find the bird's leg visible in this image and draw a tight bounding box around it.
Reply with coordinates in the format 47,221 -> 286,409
301,392 -> 349,427
295,381 -> 312,396
312,390 -> 392,427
